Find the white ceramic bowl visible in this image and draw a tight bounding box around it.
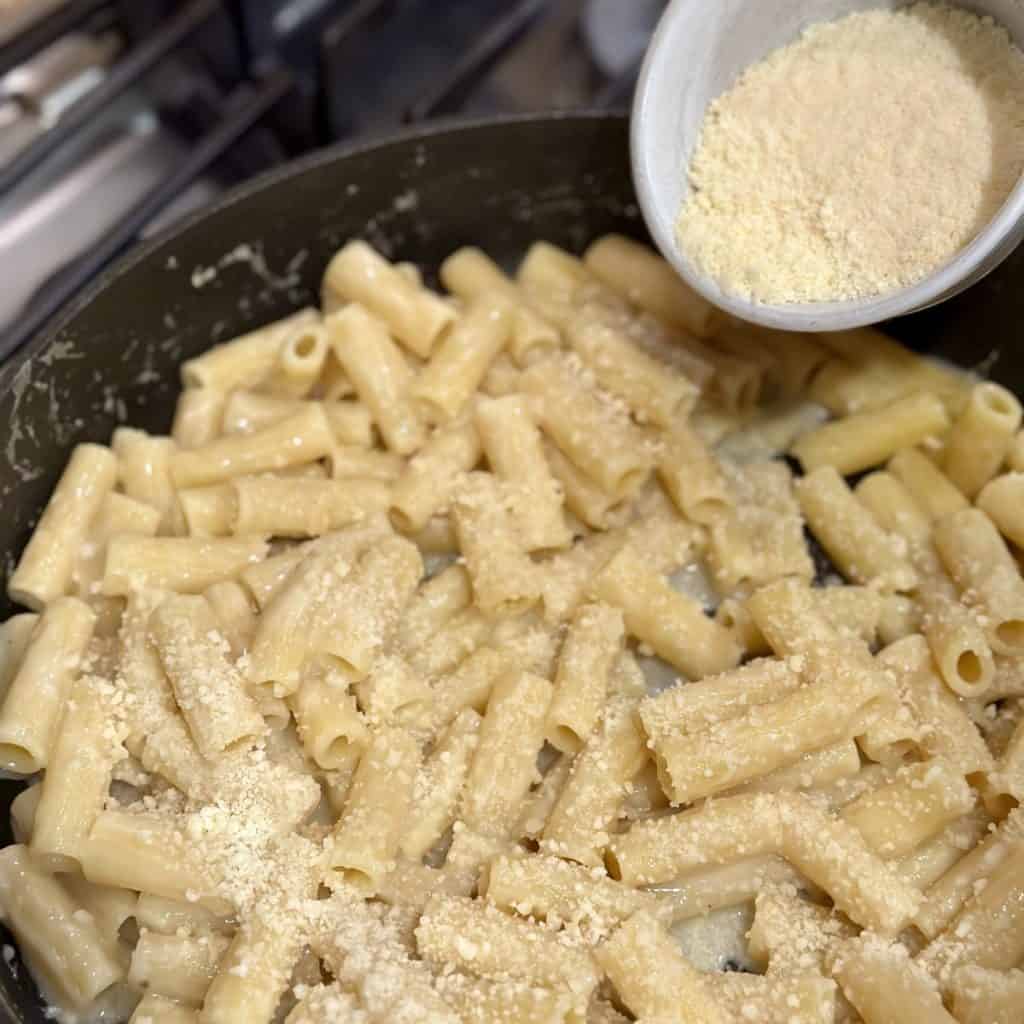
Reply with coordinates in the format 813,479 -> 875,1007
632,0 -> 1024,332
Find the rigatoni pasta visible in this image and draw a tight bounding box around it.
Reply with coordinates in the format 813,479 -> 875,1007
1,233 -> 1021,1024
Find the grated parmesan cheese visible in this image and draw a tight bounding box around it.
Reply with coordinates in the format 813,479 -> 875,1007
677,3 -> 1024,302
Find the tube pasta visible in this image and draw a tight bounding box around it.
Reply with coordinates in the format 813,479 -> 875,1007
879,635 -> 993,776
475,395 -> 571,551
282,984 -> 360,1024
857,471 -> 996,698
176,486 -> 235,538
590,541 -> 741,680
245,540 -> 355,690
323,240 -> 454,358
0,612 -> 39,704
546,601 -> 623,753
977,471 -> 1024,548
934,507 -> 1024,656
422,646 -> 511,740
9,443 -> 117,609
483,852 -> 662,933
949,965 -> 1024,1024
797,466 -> 917,591
461,670 -> 552,839
988,713 -> 1024,810
75,491 -> 163,598
656,422 -> 732,525
523,356 -> 653,499
398,563 -> 472,651
232,475 -> 389,537
652,855 -> 810,921
733,325 -> 830,397
129,931 -> 229,1007
888,446 -> 968,522
917,844 -> 1024,985
150,594 -> 265,757
943,381 -> 1023,498
353,652 -> 432,727
732,740 -> 862,797
434,973 -> 574,1024
748,883 -> 857,975
10,782 -> 40,843
639,658 -> 800,740
407,607 -> 489,682
744,581 -> 891,705
0,845 -> 124,1008
181,309 -> 318,390
566,310 -> 699,426
516,754 -> 573,840
221,391 -> 373,447
288,659 -> 368,771
414,292 -> 513,421
170,406 -> 334,488
709,971 -> 837,1024
896,808 -> 992,890
172,387 -> 226,450
416,894 -> 599,1006
832,935 -> 957,1024
325,302 -> 425,455
199,908 -> 307,1024
1009,428 -> 1024,471
103,536 -> 268,596
134,895 -> 232,938
594,913 -> 728,1024
439,245 -> 559,366
707,459 -> 813,592
810,329 -> 966,413
400,708 -> 480,860
309,535 -> 422,679
914,808 -> 1024,940
327,444 -> 402,481
779,797 -> 922,935
327,725 -> 420,892
266,321 -> 329,398
583,234 -> 719,337
542,698 -> 647,867
517,241 -> 594,320
542,439 -> 623,530
606,793 -> 920,935
839,760 -> 976,859
452,472 -> 539,618
646,663 -> 882,804
791,392 -> 949,475
202,580 -> 256,658
31,675 -> 121,871
0,597 -> 95,774
114,428 -> 178,530
389,420 -> 481,534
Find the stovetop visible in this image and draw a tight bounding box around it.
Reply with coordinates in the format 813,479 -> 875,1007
0,0 -> 664,358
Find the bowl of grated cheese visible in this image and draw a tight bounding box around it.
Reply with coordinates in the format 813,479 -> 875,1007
632,0 -> 1024,332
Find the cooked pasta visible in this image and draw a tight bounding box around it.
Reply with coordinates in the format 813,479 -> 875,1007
0,235 -> 1013,1024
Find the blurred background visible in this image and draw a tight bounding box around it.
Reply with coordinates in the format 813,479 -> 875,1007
0,0 -> 664,357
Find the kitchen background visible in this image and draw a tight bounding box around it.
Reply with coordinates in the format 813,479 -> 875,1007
0,0 -> 664,360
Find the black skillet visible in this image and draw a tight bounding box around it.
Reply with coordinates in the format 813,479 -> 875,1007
0,111 -> 1023,1021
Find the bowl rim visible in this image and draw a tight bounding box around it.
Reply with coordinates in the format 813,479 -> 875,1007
631,0 -> 1024,333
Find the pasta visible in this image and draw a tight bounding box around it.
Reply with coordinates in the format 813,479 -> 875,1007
0,234 -> 1018,1024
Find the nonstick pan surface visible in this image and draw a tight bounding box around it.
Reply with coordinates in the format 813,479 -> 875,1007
0,111 -> 1023,1021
